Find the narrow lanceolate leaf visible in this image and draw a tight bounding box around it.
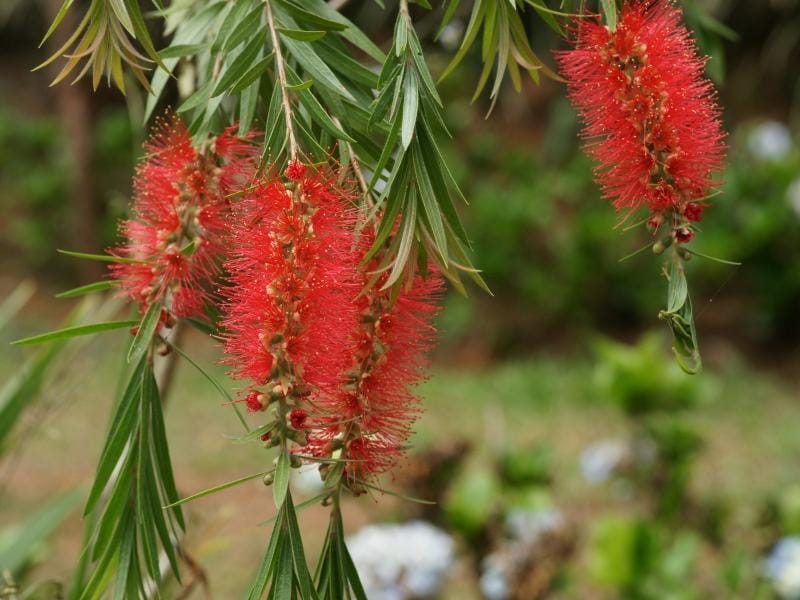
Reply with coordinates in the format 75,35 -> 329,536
667,257 -> 688,313
55,280 -> 116,299
57,249 -> 145,264
126,301 -> 161,364
601,0 -> 618,31
273,449 -> 291,508
84,358 -> 145,515
276,27 -> 326,42
401,71 -> 419,149
284,492 -> 317,599
164,470 -> 274,509
11,321 -> 137,346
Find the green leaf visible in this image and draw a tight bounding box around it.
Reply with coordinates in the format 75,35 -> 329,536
222,4 -> 264,52
84,360 -> 144,515
439,0 -> 487,82
601,0 -> 617,31
284,491 -> 316,599
401,71 -> 419,149
11,320 -> 137,346
231,55 -> 273,94
57,249 -> 144,264
55,280 -> 116,299
412,145 -> 448,262
341,539 -> 368,600
281,35 -> 355,101
157,43 -> 209,58
258,491 -> 328,526
277,27 -> 326,42
247,508 -> 285,599
144,367 -> 184,529
123,0 -> 167,71
165,469 -> 273,509
667,258 -> 688,313
212,34 -> 266,97
287,79 -> 313,91
293,82 -> 355,142
292,0 -> 384,62
273,533 -> 293,600
273,449 -> 291,508
40,0 -> 75,46
126,302 -> 160,365
384,198 -> 417,289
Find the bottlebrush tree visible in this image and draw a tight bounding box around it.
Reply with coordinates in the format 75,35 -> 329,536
15,0 -> 733,596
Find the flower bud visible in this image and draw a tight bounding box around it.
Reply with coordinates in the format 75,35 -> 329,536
675,227 -> 694,244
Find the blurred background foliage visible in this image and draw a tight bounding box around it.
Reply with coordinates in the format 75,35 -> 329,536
1,0 -> 799,598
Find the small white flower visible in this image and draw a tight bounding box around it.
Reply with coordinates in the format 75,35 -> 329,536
347,521 -> 455,599
580,439 -> 628,484
505,508 -> 565,544
479,553 -> 511,600
764,537 -> 800,599
748,120 -> 793,161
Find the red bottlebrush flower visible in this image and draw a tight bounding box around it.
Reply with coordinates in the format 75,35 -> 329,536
285,160 -> 306,181
109,116 -> 257,319
245,392 -> 265,413
288,409 -> 308,430
675,227 -> 694,244
557,1 -> 725,220
683,201 -> 706,222
306,250 -> 444,484
220,165 -> 361,411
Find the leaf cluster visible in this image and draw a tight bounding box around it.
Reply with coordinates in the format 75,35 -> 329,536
38,0 -> 165,92
75,357 -> 184,599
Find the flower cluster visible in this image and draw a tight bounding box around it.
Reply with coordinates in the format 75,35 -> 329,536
221,168 -> 443,488
109,116 -> 256,319
220,163 -> 362,447
557,0 -> 725,244
111,121 -> 445,487
307,251 -> 443,488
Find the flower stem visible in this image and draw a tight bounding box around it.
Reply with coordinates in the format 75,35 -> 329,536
264,0 -> 298,161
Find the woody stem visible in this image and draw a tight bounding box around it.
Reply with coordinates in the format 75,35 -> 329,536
264,0 -> 298,161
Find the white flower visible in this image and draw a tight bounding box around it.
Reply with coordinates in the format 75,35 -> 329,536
479,553 -> 511,600
479,509 -> 567,600
748,121 -> 793,161
580,439 -> 628,484
347,521 -> 455,600
505,508 -> 565,544
764,537 -> 800,599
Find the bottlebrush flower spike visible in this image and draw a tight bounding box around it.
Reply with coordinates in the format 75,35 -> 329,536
307,249 -> 444,488
109,117 -> 257,319
557,1 -> 725,228
220,163 -> 361,427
